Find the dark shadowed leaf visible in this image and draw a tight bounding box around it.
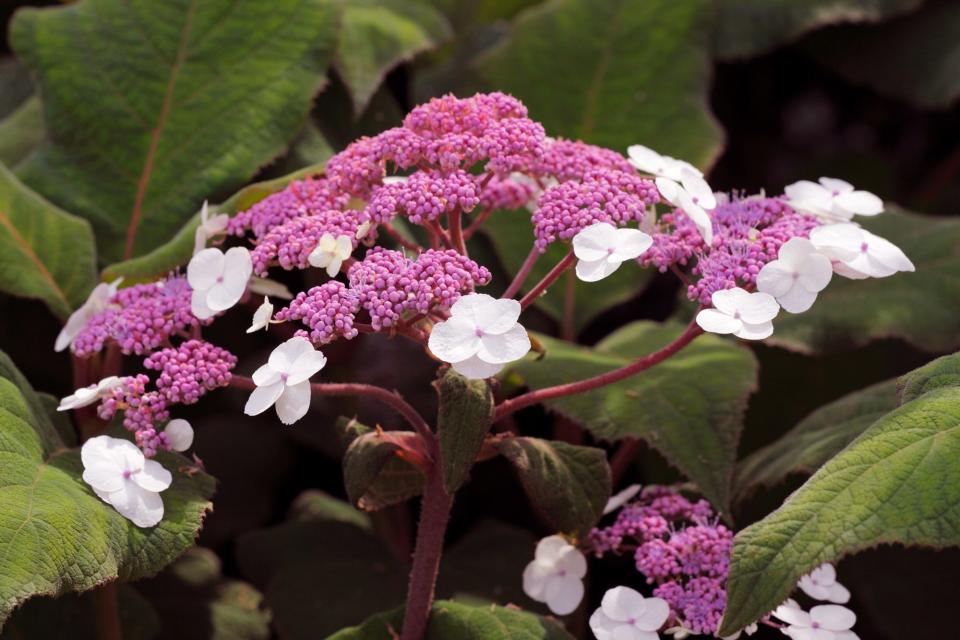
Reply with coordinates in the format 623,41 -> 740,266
0,97 -> 44,168
341,418 -> 426,511
436,370 -> 494,493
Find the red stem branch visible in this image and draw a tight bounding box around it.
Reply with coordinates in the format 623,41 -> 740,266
462,208 -> 492,239
610,438 -> 644,486
447,209 -> 467,256
518,251 -> 575,310
502,246 -> 541,300
383,223 -> 422,252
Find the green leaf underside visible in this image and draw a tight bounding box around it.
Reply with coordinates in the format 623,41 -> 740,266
326,600 -> 574,639
768,208 -> 960,354
101,161 -> 327,283
510,321 -> 757,513
495,437 -> 610,538
11,0 -> 340,262
713,0 -> 922,61
437,371 -> 494,493
0,163 -> 96,320
719,352 -> 960,635
0,96 -> 45,168
335,0 -> 452,114
340,418 -> 424,511
734,378 -> 898,498
0,351 -> 216,627
473,0 -> 723,168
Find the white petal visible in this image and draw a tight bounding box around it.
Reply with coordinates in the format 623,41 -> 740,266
164,419 -> 194,452
773,602 -> 811,627
452,355 -> 503,379
55,302 -> 95,352
191,288 -> 217,320
627,145 -> 670,177
778,237 -> 816,266
269,337 -> 315,375
601,586 -> 647,622
553,545 -> 587,579
798,252 -> 833,292
736,291 -> 780,324
252,362 -> 281,387
194,226 -> 207,255
476,298 -> 522,335
655,177 -> 681,204
711,288 -> 739,315
275,380 -> 311,425
633,596 -> 670,631
809,563 -> 836,584
134,459 -> 173,492
450,292 -> 497,323
810,605 -> 855,631
206,282 -> 242,312
826,583 -> 851,605
244,381 -> 284,416
573,223 -> 619,261
325,257 -> 343,278
208,213 -> 230,234
756,261 -> 795,298
834,190 -> 883,217
863,231 -> 914,273
544,575 -> 583,616
286,348 -> 327,385
187,248 -> 225,291
247,298 -> 274,333
611,229 -> 653,261
429,317 -> 482,363
798,578 -> 833,601
777,283 -> 818,314
522,560 -> 552,601
818,177 -> 854,194
604,484 -> 641,514
334,235 -> 353,260
576,257 -> 621,282
809,224 -> 863,261
679,167 -> 716,210
308,246 -> 333,268
589,608 -> 619,640
535,535 -> 570,563
58,386 -> 98,411
674,188 -> 713,244
106,481 -> 165,528
82,464 -> 124,494
477,324 -> 530,364
734,320 -> 773,340
696,309 -> 741,335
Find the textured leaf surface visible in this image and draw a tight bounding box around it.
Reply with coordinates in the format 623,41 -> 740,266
0,352 -> 215,626
510,322 -> 757,512
770,208 -> 960,354
713,0 -> 922,60
734,378 -> 898,498
11,0 -> 340,262
494,437 -> 609,538
0,162 -> 96,320
327,600 -> 574,639
341,421 -> 425,511
720,352 -> 960,635
472,0 -> 722,167
0,97 -> 44,168
335,0 -> 452,113
437,371 -> 494,493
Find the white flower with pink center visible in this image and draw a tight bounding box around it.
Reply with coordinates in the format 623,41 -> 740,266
522,535 -> 587,616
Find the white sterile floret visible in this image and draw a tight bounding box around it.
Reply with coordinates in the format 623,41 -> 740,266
81,435 -> 172,527
55,278 -> 123,352
573,223 -> 652,282
164,418 -> 194,452
188,246 -> 253,320
603,484 -> 641,515
773,599 -> 859,640
428,293 -> 531,380
589,586 -> 670,640
57,376 -> 123,411
756,237 -> 833,313
798,563 -> 851,604
193,200 -> 230,255
522,535 -> 587,615
247,297 -> 275,333
696,288 -> 780,340
244,337 -> 327,425
308,233 -> 353,277
809,223 -> 914,280
627,144 -> 699,182
785,177 -> 883,222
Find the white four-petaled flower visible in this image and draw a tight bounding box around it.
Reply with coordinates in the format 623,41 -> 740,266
428,294 -> 531,380
244,337 -> 327,425
696,288 -> 780,340
81,435 -> 172,528
756,238 -> 833,313
164,418 -> 194,452
308,233 -> 353,277
522,535 -> 587,616
809,223 -> 915,280
589,586 -> 670,640
798,563 -> 851,604
55,278 -> 123,352
573,223 -> 653,282
247,297 -> 275,333
188,247 -> 253,320
193,201 -> 230,255
57,376 -> 123,411
785,178 -> 883,222
773,599 -> 859,640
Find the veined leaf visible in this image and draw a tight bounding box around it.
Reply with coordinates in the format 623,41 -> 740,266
436,370 -> 494,494
0,97 -> 44,168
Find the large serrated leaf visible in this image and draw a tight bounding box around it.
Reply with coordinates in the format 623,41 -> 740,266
719,351 -> 960,636
0,352 -> 215,627
11,0 -> 340,262
0,163 -> 96,320
510,321 -> 757,512
0,97 -> 44,168
436,370 -> 493,494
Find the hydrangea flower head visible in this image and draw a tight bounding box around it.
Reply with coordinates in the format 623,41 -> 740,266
785,177 -> 883,222
55,278 -> 123,352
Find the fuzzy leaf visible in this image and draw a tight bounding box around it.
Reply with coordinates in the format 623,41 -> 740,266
0,97 -> 44,168
11,0 -> 340,262
494,437 -> 609,538
719,352 -> 960,635
510,322 -> 757,512
0,163 -> 97,320
0,351 -> 215,626
341,419 -> 425,511
436,370 -> 494,493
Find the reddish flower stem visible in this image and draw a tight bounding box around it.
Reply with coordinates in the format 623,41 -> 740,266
383,223 -> 422,252
502,246 -> 541,300
447,209 -> 467,257
610,438 -> 644,486
493,318 -> 704,421
462,208 -> 492,239
427,221 -> 453,249
518,251 -> 575,310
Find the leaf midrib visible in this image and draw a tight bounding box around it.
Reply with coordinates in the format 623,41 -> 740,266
0,209 -> 68,310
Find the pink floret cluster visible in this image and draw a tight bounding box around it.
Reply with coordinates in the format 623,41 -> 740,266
97,375 -> 171,457
72,277 -> 203,357
228,177 -> 350,240
274,281 -> 361,345
143,339 -> 237,405
365,170 -> 481,225
588,486 -> 732,636
250,208 -> 364,275
534,138 -> 637,182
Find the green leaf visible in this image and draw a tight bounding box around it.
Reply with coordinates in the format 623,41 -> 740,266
0,162 -> 96,320
0,351 -> 216,626
437,370 -> 494,493
101,162 -> 327,283
480,210 -> 653,332
287,489 -> 373,530
713,0 -> 921,61
769,208 -> 960,354
898,352 -> 960,404
734,378 -> 898,498
510,321 -> 757,512
335,0 -> 452,114
472,0 -> 722,167
719,351 -> 960,636
494,437 -> 609,538
0,97 -> 44,168
327,600 -> 575,640
341,419 -> 425,511
11,0 -> 340,262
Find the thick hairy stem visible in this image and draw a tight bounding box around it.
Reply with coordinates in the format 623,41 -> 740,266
502,246 -> 541,300
518,251 -> 575,310
400,466 -> 453,640
447,209 -> 467,257
494,319 -> 703,421
427,221 -> 453,249
92,583 -> 122,640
